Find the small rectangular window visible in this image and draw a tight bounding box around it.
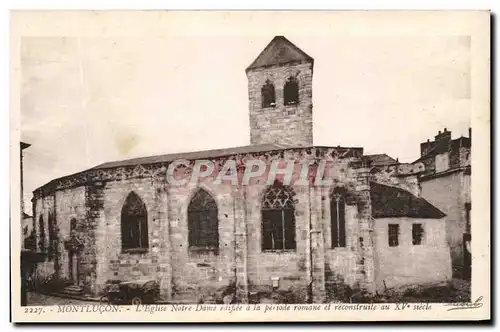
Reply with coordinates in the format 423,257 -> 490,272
412,223 -> 424,245
388,224 -> 399,247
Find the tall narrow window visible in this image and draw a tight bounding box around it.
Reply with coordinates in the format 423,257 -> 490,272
412,223 -> 424,245
465,202 -> 471,233
188,189 -> 219,252
38,215 -> 46,252
261,80 -> 276,108
284,76 -> 299,105
331,193 -> 346,248
121,192 -> 149,251
388,224 -> 399,247
261,182 -> 296,251
70,218 -> 77,235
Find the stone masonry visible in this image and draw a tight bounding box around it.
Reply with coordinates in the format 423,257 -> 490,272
247,36 -> 314,147
247,62 -> 313,147
32,146 -> 374,302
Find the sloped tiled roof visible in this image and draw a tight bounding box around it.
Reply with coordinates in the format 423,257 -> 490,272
93,143 -> 297,170
370,182 -> 446,219
365,154 -> 398,167
246,36 -> 314,72
35,144 -> 365,193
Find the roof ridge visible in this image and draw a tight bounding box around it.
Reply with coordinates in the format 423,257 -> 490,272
246,36 -> 314,72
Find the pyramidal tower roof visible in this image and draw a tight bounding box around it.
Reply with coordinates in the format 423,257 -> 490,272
246,36 -> 314,72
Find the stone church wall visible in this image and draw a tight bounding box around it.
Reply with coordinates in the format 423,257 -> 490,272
247,62 -> 313,147
324,205 -> 362,287
245,183 -> 310,293
167,179 -> 236,296
96,177 -> 162,295
32,146 -> 376,301
54,186 -> 86,281
33,195 -> 55,280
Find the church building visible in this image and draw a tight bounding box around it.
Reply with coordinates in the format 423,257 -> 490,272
31,36 -> 451,303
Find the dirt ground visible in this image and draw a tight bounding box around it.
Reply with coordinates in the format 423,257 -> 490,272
25,292 -> 99,306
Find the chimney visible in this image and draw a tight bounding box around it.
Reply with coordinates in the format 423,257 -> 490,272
469,127 -> 472,140
421,140 -> 432,157
434,128 -> 452,142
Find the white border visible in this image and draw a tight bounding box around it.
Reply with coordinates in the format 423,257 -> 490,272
2,1 -> 497,330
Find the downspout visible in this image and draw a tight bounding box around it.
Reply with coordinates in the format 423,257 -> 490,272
232,186 -> 238,288
242,186 -> 249,301
53,192 -> 59,280
231,182 -> 249,302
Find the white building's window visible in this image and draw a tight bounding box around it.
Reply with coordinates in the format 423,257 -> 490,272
412,223 -> 424,245
435,153 -> 450,172
388,224 -> 399,247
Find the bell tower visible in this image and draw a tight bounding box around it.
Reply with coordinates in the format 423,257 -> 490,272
246,36 -> 314,147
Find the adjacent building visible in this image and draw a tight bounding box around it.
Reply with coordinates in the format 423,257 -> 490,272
414,128 -> 472,279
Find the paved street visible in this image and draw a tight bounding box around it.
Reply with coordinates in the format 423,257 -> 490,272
26,292 -> 99,306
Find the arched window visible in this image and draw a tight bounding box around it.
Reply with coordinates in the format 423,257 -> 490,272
261,182 -> 296,251
284,76 -> 299,105
121,192 -> 149,251
261,79 -> 276,108
38,215 -> 46,252
330,191 -> 346,248
188,189 -> 219,252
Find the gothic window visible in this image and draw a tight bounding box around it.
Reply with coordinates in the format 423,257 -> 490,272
261,80 -> 276,108
121,192 -> 149,252
388,224 -> 399,247
188,189 -> 219,252
331,193 -> 346,248
38,215 -> 46,252
412,223 -> 424,245
261,182 -> 296,251
284,76 -> 299,105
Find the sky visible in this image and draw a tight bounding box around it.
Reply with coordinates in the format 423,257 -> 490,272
19,13 -> 472,214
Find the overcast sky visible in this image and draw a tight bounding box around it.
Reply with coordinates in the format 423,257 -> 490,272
20,16 -> 471,213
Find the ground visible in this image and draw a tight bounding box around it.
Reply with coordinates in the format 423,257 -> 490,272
25,278 -> 471,305
25,292 -> 98,306
374,279 -> 471,303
